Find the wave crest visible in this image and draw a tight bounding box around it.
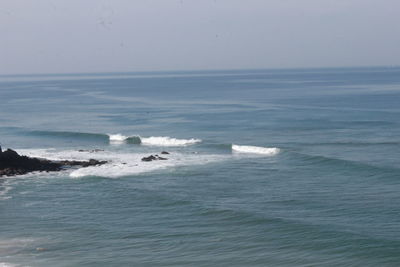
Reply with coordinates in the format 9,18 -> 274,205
108,134 -> 141,144
232,144 -> 280,155
108,134 -> 201,146
108,134 -> 129,142
141,136 -> 201,147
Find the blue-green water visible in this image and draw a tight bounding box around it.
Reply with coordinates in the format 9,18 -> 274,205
1,67 -> 400,266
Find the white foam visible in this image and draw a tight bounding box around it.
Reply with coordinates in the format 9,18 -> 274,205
108,134 -> 128,142
17,149 -> 224,179
232,144 -> 280,156
70,152 -> 221,178
141,136 -> 201,147
108,134 -> 201,146
16,143 -> 278,179
18,148 -> 75,161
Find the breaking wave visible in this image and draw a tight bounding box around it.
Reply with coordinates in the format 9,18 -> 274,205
28,130 -> 201,147
232,144 -> 280,155
108,134 -> 128,142
108,134 -> 201,146
140,136 -> 201,146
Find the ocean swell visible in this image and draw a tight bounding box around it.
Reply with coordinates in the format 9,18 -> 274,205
30,130 -> 108,141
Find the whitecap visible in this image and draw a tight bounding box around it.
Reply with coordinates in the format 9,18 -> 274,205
108,134 -> 129,142
232,144 -> 280,155
107,134 -> 200,146
140,136 -> 201,147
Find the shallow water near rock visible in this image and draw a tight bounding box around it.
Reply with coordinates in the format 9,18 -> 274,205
1,68 -> 400,266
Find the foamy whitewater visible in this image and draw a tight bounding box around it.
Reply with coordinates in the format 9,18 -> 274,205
232,144 -> 280,155
18,148 -> 227,178
2,68 -> 400,266
17,141 -> 277,178
141,136 -> 201,146
108,133 -> 129,142
108,134 -> 201,146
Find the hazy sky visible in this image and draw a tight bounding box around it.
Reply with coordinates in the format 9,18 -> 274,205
1,0 -> 399,74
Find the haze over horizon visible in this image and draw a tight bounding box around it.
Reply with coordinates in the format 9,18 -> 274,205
1,0 -> 399,75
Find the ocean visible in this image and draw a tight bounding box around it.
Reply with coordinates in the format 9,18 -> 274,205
0,67 -> 400,266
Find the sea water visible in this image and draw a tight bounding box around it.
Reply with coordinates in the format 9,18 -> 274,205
0,67 -> 400,266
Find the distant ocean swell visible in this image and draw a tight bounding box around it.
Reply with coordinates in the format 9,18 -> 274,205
290,151 -> 400,178
29,130 -> 108,141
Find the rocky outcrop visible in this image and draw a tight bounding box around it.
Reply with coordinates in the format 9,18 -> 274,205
0,148 -> 107,177
141,154 -> 168,162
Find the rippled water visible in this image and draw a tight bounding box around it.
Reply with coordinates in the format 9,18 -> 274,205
1,68 -> 400,266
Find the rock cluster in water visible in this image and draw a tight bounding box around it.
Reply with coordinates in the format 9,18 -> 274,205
141,152 -> 169,162
0,148 -> 107,177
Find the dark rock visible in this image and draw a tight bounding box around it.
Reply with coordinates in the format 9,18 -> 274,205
141,155 -> 157,162
0,148 -> 108,177
141,154 -> 168,162
81,159 -> 107,167
161,151 -> 170,154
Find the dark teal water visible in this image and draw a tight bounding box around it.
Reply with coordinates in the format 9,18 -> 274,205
1,67 -> 400,266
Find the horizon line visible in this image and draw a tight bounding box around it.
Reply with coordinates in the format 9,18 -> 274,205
1,64 -> 399,78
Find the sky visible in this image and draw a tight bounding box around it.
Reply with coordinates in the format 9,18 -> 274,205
1,0 -> 399,74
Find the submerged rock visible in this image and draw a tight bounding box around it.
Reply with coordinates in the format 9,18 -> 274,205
156,155 -> 168,160
141,154 -> 168,162
161,151 -> 170,155
141,155 -> 157,162
0,148 -> 108,177
78,149 -> 104,153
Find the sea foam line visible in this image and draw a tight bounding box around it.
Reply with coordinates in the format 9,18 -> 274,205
232,144 -> 280,155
